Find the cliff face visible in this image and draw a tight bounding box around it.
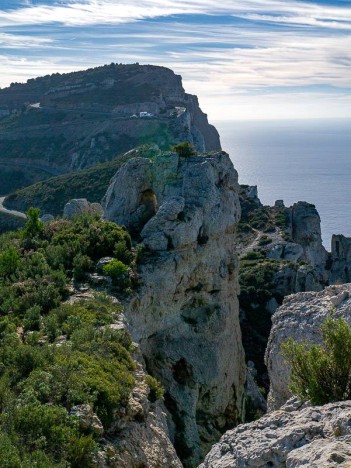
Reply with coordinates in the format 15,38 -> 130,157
0,64 -> 220,193
103,149 -> 245,466
237,189 -> 330,393
266,284 -> 351,411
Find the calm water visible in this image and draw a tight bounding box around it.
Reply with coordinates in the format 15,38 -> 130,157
214,119 -> 351,249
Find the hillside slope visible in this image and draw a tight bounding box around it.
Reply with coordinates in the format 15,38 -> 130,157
0,63 -> 220,193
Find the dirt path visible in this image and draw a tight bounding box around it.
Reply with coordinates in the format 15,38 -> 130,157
0,197 -> 26,219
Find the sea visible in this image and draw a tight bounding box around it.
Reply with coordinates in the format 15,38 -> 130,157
214,119 -> 351,249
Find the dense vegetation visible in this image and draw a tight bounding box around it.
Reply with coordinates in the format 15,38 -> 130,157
0,212 -> 25,234
4,155 -> 130,216
282,316 -> 351,405
239,250 -> 300,391
0,209 -> 154,466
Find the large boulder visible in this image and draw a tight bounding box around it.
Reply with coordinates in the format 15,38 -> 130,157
201,398 -> 351,467
103,151 -> 245,466
266,284 -> 351,411
63,199 -> 104,219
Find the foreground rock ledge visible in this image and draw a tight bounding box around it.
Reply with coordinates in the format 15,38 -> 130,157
103,150 -> 245,466
200,398 -> 351,467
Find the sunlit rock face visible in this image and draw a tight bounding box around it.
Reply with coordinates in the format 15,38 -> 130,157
200,398 -> 351,468
266,284 -> 351,411
104,150 -> 245,466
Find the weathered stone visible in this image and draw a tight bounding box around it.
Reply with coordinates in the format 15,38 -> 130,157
96,257 -> 115,272
330,234 -> 351,284
290,201 -> 327,269
104,360 -> 182,468
245,362 -> 267,414
70,404 -> 104,436
200,400 -> 351,468
287,436 -> 351,467
275,199 -> 285,208
266,284 -> 351,411
63,198 -> 103,219
104,151 -> 245,466
267,242 -> 303,262
40,213 -> 54,223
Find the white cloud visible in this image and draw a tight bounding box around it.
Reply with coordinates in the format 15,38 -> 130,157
0,0 -> 350,28
0,1 -> 350,120
0,32 -> 53,48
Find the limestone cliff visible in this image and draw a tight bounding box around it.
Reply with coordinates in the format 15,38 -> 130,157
200,398 -> 351,467
103,149 -> 245,466
0,64 -> 220,193
266,284 -> 351,411
238,189 -> 329,393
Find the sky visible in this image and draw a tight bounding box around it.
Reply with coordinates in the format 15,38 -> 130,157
0,0 -> 350,120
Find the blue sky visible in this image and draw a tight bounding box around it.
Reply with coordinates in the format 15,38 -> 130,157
0,0 -> 350,120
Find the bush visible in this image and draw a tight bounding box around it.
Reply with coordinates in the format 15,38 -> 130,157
0,246 -> 19,277
103,259 -> 130,287
171,141 -> 195,158
73,254 -> 93,281
22,207 -> 44,240
0,215 -> 138,464
145,375 -> 164,402
281,316 -> 351,405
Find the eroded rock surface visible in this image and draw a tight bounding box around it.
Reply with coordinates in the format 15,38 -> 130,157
200,398 -> 351,467
266,284 -> 351,411
63,198 -> 103,219
104,150 -> 245,466
101,361 -> 182,468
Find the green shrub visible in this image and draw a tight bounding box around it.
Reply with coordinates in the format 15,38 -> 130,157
103,259 -> 130,287
0,246 -> 19,277
73,254 -> 93,281
22,207 -> 44,240
171,141 -> 195,157
0,215 -> 138,464
274,209 -> 289,229
258,235 -> 272,246
23,305 -> 42,332
145,375 -> 164,402
114,240 -> 133,265
281,316 -> 351,405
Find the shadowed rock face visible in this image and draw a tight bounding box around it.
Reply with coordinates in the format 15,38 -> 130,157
104,150 -> 245,466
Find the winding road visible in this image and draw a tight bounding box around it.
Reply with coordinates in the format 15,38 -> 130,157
0,197 -> 26,219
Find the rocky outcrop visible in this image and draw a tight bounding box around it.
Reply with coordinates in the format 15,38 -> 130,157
101,359 -> 182,468
266,284 -> 351,411
63,198 -> 103,219
330,234 -> 351,283
104,150 -> 245,466
70,404 -> 104,436
0,63 -> 221,191
200,398 -> 351,467
289,202 -> 328,270
67,292 -> 182,467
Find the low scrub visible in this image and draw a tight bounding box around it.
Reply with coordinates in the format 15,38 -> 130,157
0,210 -> 139,464
282,316 -> 351,405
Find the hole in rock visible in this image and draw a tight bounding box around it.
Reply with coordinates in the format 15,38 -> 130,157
173,358 -> 194,386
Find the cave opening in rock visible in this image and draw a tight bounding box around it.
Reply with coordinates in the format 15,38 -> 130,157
141,189 -> 158,216
130,188 -> 158,235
